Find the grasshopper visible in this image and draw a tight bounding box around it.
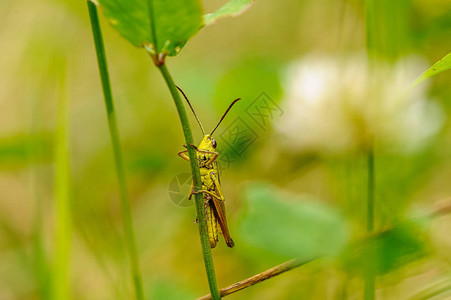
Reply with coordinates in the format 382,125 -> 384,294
176,86 -> 240,248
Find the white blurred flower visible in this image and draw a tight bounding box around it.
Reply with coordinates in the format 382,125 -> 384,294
275,54 -> 444,154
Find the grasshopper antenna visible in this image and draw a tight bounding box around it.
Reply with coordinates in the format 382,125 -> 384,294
210,98 -> 241,136
176,86 -> 205,135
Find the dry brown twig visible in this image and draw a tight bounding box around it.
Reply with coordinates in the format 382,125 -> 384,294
197,258 -> 315,300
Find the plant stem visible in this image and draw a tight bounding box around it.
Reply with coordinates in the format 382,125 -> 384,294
29,81 -> 51,299
53,59 -> 71,300
87,2 -> 144,299
147,0 -> 219,296
365,0 -> 376,297
365,144 -> 375,300
367,146 -> 374,232
158,63 -> 221,300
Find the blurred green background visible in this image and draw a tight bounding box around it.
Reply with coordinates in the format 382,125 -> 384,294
1,0 -> 451,299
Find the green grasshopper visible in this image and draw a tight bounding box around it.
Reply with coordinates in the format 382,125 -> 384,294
176,86 -> 240,248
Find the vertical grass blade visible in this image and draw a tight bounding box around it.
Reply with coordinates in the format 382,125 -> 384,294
365,145 -> 375,300
32,165 -> 51,300
87,2 -> 144,299
365,0 -> 377,298
52,60 -> 72,300
366,147 -> 375,233
29,92 -> 51,299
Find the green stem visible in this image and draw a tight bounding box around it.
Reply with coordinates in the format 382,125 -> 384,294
87,2 -> 144,299
365,0 -> 376,298
53,59 -> 71,300
365,145 -> 375,300
365,0 -> 376,62
366,146 -> 374,232
29,86 -> 51,299
158,64 -> 221,300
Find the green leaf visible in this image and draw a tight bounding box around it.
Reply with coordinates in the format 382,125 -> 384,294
204,0 -> 255,25
239,183 -> 349,260
342,222 -> 428,276
98,0 -> 203,56
410,52 -> 451,88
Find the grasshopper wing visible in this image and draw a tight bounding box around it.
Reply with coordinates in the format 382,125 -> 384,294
209,171 -> 234,247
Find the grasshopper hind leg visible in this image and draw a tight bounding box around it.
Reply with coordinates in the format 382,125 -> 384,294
206,200 -> 218,248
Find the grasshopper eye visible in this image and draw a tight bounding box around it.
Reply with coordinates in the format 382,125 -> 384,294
212,139 -> 217,148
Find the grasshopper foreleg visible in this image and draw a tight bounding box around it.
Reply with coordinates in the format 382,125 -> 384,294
177,144 -> 198,161
179,144 -> 219,165
177,149 -> 190,161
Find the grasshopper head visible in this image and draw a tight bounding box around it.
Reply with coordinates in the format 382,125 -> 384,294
176,85 -> 240,152
199,134 -> 217,152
